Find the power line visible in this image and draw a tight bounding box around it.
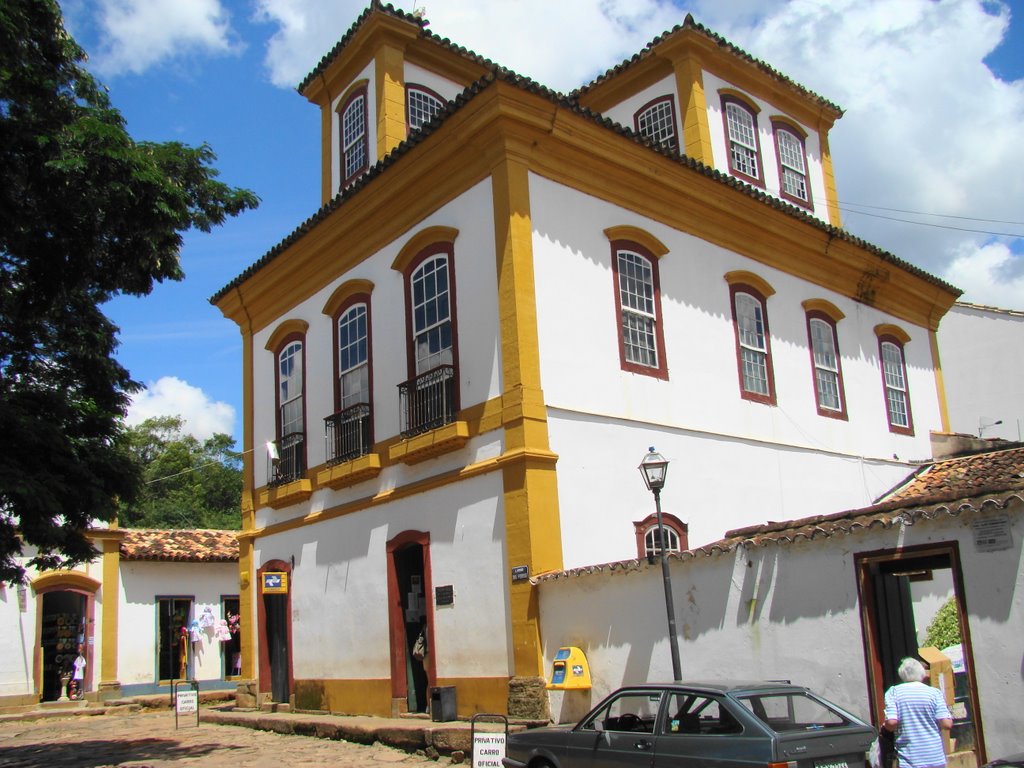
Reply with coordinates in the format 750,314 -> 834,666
838,206 -> 1024,238
840,201 -> 1024,227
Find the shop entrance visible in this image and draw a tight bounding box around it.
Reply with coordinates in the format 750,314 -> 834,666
264,592 -> 289,702
40,591 -> 87,701
858,545 -> 984,766
257,560 -> 292,704
157,597 -> 193,681
387,531 -> 433,715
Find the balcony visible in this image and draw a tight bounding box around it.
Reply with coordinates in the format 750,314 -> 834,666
325,403 -> 372,465
261,431 -> 311,509
391,365 -> 467,465
317,404 -> 381,490
399,365 -> 456,437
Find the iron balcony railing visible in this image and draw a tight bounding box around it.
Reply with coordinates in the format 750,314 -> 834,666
268,431 -> 305,486
398,365 -> 456,438
324,403 -> 372,465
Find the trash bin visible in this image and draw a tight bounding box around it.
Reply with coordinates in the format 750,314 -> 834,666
430,685 -> 456,722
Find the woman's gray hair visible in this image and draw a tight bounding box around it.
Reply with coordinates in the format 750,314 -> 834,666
898,657 -> 928,682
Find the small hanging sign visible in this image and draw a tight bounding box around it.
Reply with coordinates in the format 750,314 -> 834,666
262,572 -> 289,594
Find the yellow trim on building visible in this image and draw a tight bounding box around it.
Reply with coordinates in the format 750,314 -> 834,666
801,298 -> 845,321
293,676 -> 509,718
31,570 -> 101,593
725,270 -> 776,297
264,318 -> 309,351
673,55 -> 713,164
929,329 -> 951,433
239,536 -> 255,679
718,87 -> 761,113
391,225 -> 460,273
492,157 -> 563,680
101,537 -> 120,689
874,323 -> 912,345
603,226 -> 669,258
819,130 -> 842,227
322,279 -> 375,317
376,44 -> 407,161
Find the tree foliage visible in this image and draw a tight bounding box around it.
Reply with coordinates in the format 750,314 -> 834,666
923,596 -> 961,650
118,417 -> 242,530
0,0 -> 258,582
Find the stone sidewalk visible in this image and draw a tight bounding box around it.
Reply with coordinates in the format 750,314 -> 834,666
0,700 -> 525,766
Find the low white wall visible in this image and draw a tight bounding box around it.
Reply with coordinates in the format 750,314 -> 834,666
538,500 -> 1023,759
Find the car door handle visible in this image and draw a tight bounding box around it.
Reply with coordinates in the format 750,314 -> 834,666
634,740 -> 652,750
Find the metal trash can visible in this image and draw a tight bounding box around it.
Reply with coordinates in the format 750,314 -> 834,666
430,685 -> 456,722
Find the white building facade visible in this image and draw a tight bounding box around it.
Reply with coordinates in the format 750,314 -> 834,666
213,4 -> 959,721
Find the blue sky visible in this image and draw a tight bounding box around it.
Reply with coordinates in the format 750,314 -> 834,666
58,0 -> 1024,443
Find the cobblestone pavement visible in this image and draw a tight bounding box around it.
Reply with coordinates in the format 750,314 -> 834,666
0,709 -> 444,768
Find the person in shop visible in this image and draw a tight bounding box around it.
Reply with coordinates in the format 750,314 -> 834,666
882,657 -> 953,768
69,644 -> 86,700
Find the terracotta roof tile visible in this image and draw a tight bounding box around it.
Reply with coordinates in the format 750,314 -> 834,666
119,529 -> 239,563
534,447 -> 1024,584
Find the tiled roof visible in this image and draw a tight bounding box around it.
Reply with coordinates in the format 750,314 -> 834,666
211,66 -> 958,304
120,529 -> 239,562
534,447 -> 1024,584
572,13 -> 843,116
954,300 -> 1024,318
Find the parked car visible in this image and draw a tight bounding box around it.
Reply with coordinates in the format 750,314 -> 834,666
983,756 -> 1024,768
503,682 -> 874,768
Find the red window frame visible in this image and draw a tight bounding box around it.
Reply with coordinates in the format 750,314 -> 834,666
633,512 -> 689,559
877,335 -> 914,436
805,310 -> 848,420
772,119 -> 813,209
721,94 -> 765,188
610,239 -> 669,380
728,282 -> 776,405
339,85 -> 368,186
633,95 -> 679,151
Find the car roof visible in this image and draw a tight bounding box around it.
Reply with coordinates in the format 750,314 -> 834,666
617,681 -> 807,695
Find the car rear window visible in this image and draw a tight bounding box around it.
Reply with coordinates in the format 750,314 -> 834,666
738,692 -> 850,732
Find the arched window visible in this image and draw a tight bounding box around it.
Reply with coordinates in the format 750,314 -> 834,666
340,86 -> 368,185
328,298 -> 372,463
725,272 -> 776,405
773,120 -> 812,208
634,96 -> 678,151
876,327 -> 914,435
806,311 -> 847,419
396,235 -> 460,437
275,338 -> 305,483
407,84 -> 444,133
634,513 -> 688,559
721,94 -> 763,186
607,227 -> 669,380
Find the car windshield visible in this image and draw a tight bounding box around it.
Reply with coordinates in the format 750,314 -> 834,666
738,692 -> 850,732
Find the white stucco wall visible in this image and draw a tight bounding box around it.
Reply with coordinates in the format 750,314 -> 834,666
938,304 -> 1024,443
528,173 -> 941,555
702,71 -> 831,224
404,62 -> 464,104
538,501 -> 1023,759
251,180 -> 500,501
600,75 -> 681,139
0,553 -> 106,699
255,470 -> 511,682
118,561 -> 238,687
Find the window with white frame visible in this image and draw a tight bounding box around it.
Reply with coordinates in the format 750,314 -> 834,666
278,340 -> 304,439
411,253 -> 453,374
337,304 -> 369,410
610,239 -> 668,379
723,97 -> 762,183
634,97 -> 678,151
341,88 -> 368,184
880,338 -> 913,433
774,123 -> 811,206
734,292 -> 771,398
809,317 -> 843,413
634,512 -> 688,558
407,85 -> 444,132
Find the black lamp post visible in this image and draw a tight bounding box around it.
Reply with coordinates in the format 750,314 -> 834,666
639,447 -> 682,682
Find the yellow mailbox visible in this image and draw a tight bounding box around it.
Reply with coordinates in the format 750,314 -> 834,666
547,647 -> 592,690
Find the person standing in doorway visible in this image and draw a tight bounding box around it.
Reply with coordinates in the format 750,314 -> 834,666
883,657 -> 953,768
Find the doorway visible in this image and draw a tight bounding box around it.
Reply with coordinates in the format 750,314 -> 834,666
857,544 -> 984,765
387,531 -> 433,714
257,560 -> 292,704
40,591 -> 87,701
157,596 -> 193,681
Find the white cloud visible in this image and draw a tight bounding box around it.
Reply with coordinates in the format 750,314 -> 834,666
127,376 -> 235,440
92,0 -> 239,76
944,241 -> 1024,309
254,0 -> 1023,307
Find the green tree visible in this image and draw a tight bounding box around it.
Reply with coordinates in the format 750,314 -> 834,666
923,596 -> 961,650
118,417 -> 242,530
0,0 -> 258,582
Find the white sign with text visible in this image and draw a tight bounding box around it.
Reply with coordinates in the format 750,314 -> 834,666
473,731 -> 507,768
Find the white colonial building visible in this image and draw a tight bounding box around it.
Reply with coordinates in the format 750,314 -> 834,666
212,2 -> 959,722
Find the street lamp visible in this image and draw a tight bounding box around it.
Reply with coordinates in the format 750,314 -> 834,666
639,447 -> 682,682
